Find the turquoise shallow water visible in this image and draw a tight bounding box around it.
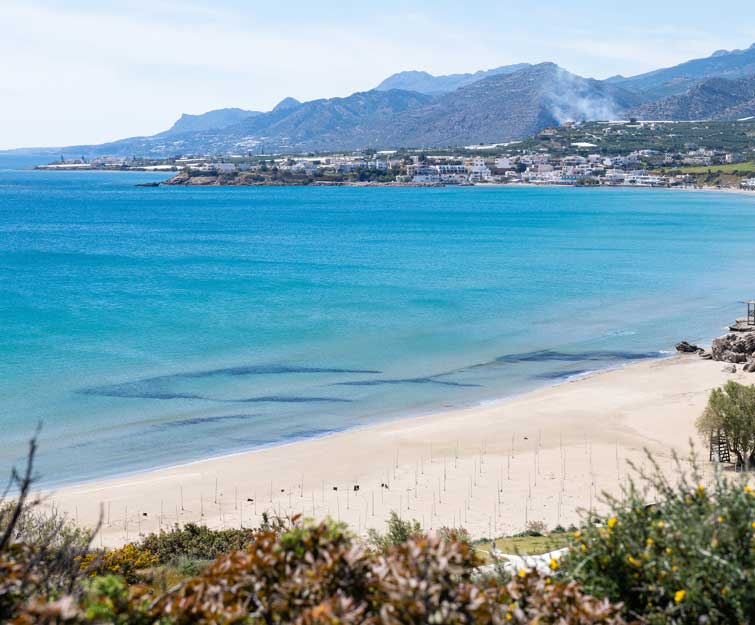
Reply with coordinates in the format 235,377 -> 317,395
1,165 -> 754,486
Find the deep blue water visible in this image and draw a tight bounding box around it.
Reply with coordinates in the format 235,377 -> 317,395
1,166 -> 754,486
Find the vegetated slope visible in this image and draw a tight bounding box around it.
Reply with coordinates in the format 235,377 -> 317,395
631,75 -> 755,120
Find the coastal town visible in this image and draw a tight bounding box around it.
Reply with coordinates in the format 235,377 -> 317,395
38,119 -> 755,190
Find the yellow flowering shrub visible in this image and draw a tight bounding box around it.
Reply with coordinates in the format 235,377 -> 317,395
79,543 -> 158,583
560,451 -> 755,625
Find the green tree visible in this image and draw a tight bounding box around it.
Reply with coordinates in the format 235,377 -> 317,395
696,381 -> 755,469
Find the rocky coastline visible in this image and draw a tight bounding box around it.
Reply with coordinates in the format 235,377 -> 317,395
159,171 -> 449,187
677,316 -> 755,372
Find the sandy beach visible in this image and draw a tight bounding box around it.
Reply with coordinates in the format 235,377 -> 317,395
40,354 -> 745,546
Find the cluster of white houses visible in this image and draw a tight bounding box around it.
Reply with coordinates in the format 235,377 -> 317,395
41,143 -> 755,191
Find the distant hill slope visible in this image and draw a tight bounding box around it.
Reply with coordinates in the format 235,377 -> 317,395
73,64 -> 639,155
160,108 -> 260,135
18,46 -> 755,159
220,89 -> 434,151
614,44 -> 755,99
272,97 -> 302,112
377,63 -> 642,147
375,64 -> 531,95
631,75 -> 755,120
79,89 -> 433,156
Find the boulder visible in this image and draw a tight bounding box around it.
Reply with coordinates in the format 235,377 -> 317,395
700,352 -> 713,360
676,341 -> 700,353
722,364 -> 737,373
745,360 -> 755,373
711,333 -> 755,362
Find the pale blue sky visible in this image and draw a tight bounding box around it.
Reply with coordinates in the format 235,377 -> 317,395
2,0 -> 754,149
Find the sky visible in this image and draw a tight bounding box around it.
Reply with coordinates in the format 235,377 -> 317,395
2,0 -> 754,149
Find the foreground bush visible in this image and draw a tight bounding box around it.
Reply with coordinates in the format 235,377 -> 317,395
13,519 -> 626,624
561,453 -> 755,624
0,438 -> 93,621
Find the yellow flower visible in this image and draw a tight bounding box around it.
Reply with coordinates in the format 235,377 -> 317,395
751,521 -> 755,529
674,590 -> 686,603
656,520 -> 665,529
665,548 -> 673,555
672,565 -> 679,572
717,516 -> 725,523
607,517 -> 617,529
627,555 -> 641,567
518,568 -> 527,578
573,530 -> 581,539
505,614 -> 512,621
646,537 -> 654,546
745,485 -> 753,494
580,543 -> 587,552
549,557 -> 560,571
697,485 -> 705,494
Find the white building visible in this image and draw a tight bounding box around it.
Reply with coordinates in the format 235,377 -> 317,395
466,158 -> 492,182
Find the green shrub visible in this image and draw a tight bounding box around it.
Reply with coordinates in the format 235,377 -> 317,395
560,452 -> 755,624
11,521 -> 627,625
137,513 -> 290,564
366,510 -> 422,551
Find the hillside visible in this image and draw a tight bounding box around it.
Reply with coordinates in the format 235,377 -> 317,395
631,75 -> 755,120
161,108 -> 260,135
377,63 -> 642,147
613,43 -> 755,98
10,44 -> 755,158
374,64 -> 531,95
51,64 -> 640,156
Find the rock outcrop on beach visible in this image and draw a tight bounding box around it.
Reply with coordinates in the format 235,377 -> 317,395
675,341 -> 701,353
711,331 -> 755,363
686,317 -> 755,371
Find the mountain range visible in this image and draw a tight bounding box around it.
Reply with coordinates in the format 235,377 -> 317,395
11,43 -> 755,157
374,64 -> 532,95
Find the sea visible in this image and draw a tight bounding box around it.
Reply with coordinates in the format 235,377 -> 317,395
2,156 -> 754,487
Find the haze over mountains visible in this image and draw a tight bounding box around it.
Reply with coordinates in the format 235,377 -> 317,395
12,43 -> 755,157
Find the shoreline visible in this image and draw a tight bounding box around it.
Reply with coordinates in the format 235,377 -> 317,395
33,354 -> 666,493
24,168 -> 755,195
41,352 -> 743,546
